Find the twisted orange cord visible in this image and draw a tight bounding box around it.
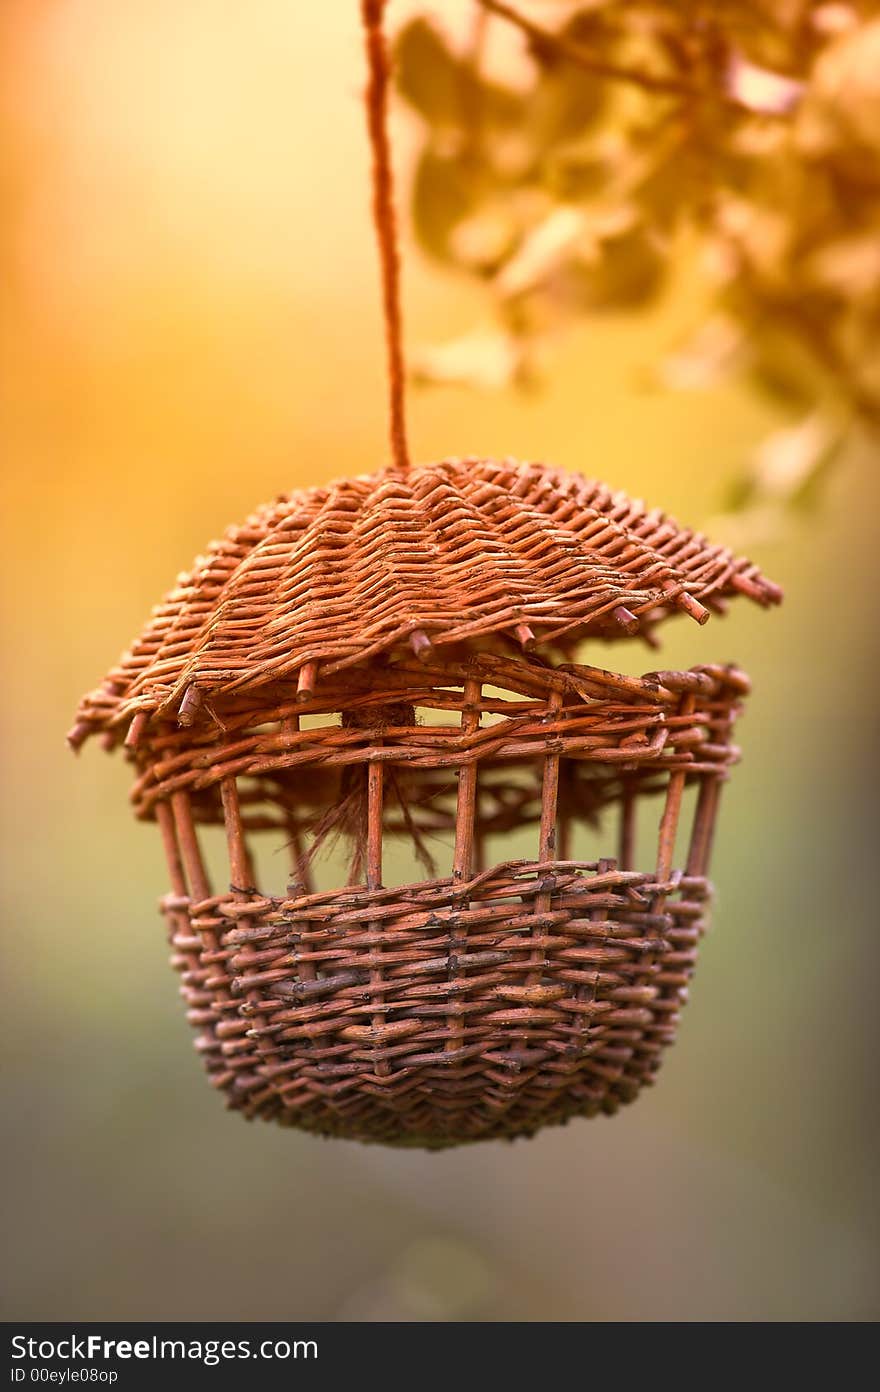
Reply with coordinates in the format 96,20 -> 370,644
361,0 -> 410,474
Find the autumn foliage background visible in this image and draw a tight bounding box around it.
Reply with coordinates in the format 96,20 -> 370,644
2,1 -> 879,1320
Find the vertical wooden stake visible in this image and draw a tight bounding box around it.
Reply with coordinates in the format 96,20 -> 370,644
656,768 -> 687,882
653,693 -> 695,912
280,724 -> 317,980
367,761 -> 384,893
169,789 -> 238,1092
171,789 -> 212,903
527,689 -> 563,989
157,799 -> 197,971
447,678 -> 482,1054
221,776 -> 255,891
367,758 -> 390,1077
452,679 -> 482,883
218,776 -> 278,1099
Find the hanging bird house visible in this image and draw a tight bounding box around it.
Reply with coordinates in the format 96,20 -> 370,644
69,3 -> 781,1148
70,458 -> 780,1147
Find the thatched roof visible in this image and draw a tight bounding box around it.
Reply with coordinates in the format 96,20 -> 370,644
70,457 -> 781,747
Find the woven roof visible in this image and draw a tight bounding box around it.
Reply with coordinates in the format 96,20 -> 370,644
70,457 -> 781,746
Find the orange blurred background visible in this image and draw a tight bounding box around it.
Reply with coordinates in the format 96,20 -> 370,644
2,1 -> 879,1320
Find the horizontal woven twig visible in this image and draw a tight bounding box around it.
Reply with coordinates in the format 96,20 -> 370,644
124,659 -> 745,818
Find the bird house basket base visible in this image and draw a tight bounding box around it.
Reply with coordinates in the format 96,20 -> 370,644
144,655 -> 745,1149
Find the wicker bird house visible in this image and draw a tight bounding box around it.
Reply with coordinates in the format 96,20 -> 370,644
71,3 -> 781,1147
71,456 -> 780,1147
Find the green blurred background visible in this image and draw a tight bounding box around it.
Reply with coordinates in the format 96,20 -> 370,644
2,1 -> 878,1321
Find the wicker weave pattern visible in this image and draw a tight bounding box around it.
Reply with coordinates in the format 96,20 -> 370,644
169,862 -> 711,1145
146,660 -> 745,1147
70,459 -> 780,748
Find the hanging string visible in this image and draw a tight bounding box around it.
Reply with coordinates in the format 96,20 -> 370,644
361,0 -> 410,475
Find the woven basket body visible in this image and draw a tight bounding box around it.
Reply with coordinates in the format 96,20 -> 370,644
72,458 -> 780,1147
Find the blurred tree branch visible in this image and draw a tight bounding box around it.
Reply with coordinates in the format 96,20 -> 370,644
477,0 -> 703,99
395,1 -> 880,534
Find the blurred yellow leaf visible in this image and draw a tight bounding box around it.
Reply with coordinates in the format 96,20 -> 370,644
411,325 -> 524,390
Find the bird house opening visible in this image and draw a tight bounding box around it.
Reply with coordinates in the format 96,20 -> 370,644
143,662 -> 730,903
